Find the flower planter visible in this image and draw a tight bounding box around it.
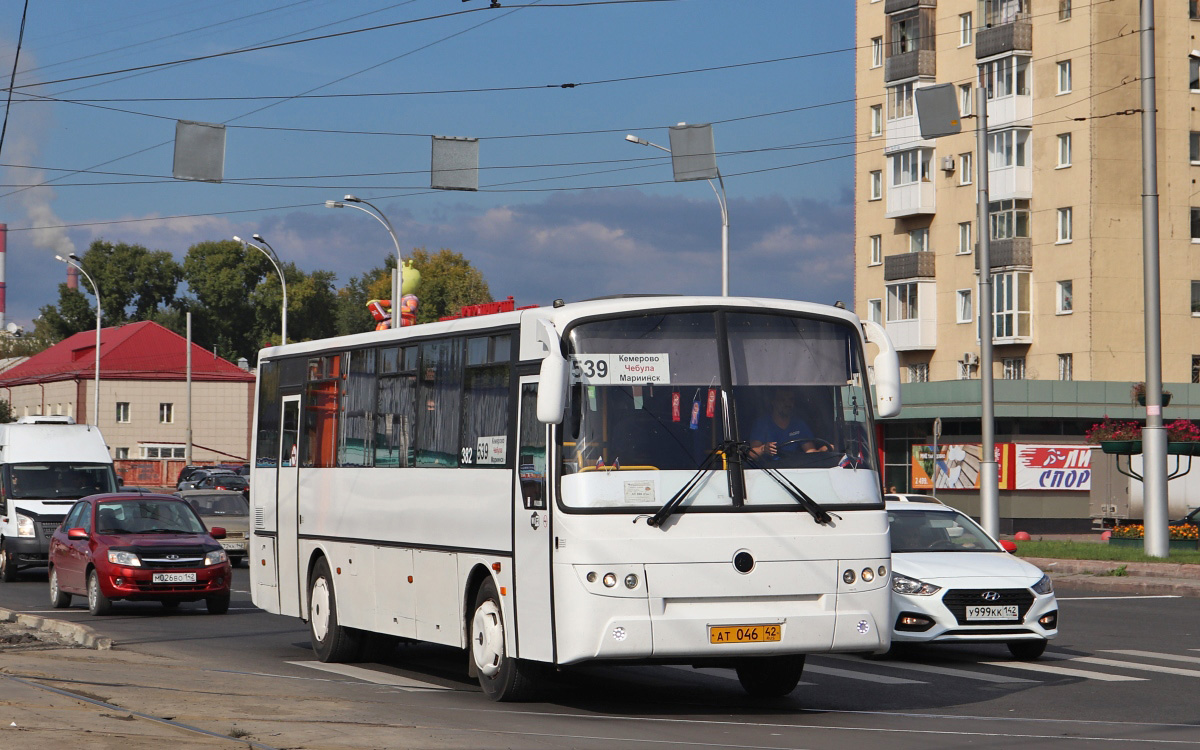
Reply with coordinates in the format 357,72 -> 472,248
1109,537 -> 1199,551
1167,442 -> 1200,456
1100,440 -> 1141,455
1136,393 -> 1171,407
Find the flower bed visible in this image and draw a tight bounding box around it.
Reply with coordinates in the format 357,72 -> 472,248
1109,523 -> 1200,550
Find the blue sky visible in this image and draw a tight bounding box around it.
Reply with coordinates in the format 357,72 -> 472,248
0,0 -> 857,330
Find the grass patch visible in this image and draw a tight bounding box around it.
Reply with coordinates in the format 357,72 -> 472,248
1014,539 -> 1200,564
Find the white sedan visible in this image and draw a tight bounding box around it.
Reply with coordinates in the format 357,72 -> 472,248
884,496 -> 1057,659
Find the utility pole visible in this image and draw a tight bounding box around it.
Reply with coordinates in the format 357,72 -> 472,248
976,86 -> 999,537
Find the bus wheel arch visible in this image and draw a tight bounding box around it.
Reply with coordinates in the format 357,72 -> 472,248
468,574 -> 537,701
306,553 -> 362,663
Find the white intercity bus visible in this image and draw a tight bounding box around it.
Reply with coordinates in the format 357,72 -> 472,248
250,295 -> 901,700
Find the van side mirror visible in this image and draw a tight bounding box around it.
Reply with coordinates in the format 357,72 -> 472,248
862,320 -> 902,418
536,320 -> 568,424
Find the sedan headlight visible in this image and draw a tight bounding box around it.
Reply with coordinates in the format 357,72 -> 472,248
1031,574 -> 1054,595
204,549 -> 228,567
16,513 -> 36,538
891,572 -> 941,596
107,550 -> 142,567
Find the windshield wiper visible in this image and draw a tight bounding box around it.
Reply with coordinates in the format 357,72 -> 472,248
741,451 -> 835,526
647,441 -> 743,528
137,527 -> 191,534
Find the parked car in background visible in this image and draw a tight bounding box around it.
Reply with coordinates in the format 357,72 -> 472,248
177,468 -> 235,491
176,490 -> 249,566
195,473 -> 249,498
47,492 -> 232,615
885,498 -> 1057,660
1173,507 -> 1200,529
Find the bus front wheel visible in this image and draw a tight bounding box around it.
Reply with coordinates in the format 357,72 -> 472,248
470,577 -> 537,701
309,557 -> 361,662
735,655 -> 805,698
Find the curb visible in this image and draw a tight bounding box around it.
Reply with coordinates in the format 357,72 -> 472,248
1024,557 -> 1200,580
0,607 -> 113,650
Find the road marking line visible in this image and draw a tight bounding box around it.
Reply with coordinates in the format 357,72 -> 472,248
980,661 -> 1145,681
1104,650 -> 1200,666
826,656 -> 1037,684
802,664 -> 924,685
1057,595 -> 1182,601
287,660 -> 453,691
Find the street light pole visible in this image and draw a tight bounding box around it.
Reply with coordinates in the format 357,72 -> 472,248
56,254 -> 101,427
234,235 -> 288,345
326,195 -> 404,327
624,134 -> 730,296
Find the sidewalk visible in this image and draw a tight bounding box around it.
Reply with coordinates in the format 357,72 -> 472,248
1023,556 -> 1200,597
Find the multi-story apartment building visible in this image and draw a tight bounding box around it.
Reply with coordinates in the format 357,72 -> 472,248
855,0 -> 1200,530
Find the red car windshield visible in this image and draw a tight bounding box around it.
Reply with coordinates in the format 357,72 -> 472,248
96,500 -> 206,535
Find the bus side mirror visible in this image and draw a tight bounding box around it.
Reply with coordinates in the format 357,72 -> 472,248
862,320 -> 901,418
536,320 -> 568,424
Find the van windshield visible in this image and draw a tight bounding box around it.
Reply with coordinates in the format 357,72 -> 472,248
6,463 -> 119,500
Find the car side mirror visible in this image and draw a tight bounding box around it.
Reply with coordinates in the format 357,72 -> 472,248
210,526 -> 226,540
999,539 -> 1017,553
67,527 -> 89,540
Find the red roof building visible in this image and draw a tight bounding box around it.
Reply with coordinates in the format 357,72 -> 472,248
0,321 -> 255,466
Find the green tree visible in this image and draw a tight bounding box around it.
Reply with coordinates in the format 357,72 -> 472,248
333,257 -> 393,336
253,264 -> 339,347
33,284 -> 96,340
0,400 -> 12,423
406,248 -> 492,324
182,239 -> 273,362
77,240 -> 183,323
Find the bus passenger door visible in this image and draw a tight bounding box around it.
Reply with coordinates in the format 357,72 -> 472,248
512,380 -> 554,662
278,396 -> 302,618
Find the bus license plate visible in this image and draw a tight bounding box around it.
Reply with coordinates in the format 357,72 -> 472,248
965,605 -> 1018,621
709,624 -> 781,644
152,572 -> 196,584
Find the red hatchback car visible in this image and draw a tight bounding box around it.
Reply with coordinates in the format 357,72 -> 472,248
47,493 -> 232,615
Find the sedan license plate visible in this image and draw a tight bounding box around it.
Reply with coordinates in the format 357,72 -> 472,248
709,624 -> 781,644
152,572 -> 197,584
965,605 -> 1018,621
221,541 -> 247,551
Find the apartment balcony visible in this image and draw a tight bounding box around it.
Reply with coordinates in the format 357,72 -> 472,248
884,0 -> 935,13
885,280 -> 937,351
885,180 -> 936,218
986,93 -> 1032,128
988,164 -> 1032,201
884,251 -> 936,281
885,49 -> 936,83
884,113 -> 935,155
974,238 -> 1033,270
976,17 -> 1032,59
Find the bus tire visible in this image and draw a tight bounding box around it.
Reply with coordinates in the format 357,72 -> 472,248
735,655 -> 805,698
308,557 -> 361,662
0,540 -> 16,582
470,577 -> 537,702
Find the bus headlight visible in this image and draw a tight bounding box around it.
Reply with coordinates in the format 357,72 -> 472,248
624,574 -> 639,589
204,549 -> 228,567
860,567 -> 875,583
602,573 -> 617,588
16,514 -> 36,538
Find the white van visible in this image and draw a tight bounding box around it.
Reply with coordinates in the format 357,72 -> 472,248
0,416 -> 118,581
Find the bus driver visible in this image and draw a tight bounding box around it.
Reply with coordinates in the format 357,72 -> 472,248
748,389 -> 828,461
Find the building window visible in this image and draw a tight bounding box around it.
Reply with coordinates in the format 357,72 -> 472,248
956,289 -> 973,323
990,199 -> 1030,239
959,152 -> 973,185
1191,132 -> 1200,164
1057,207 -> 1073,243
1002,357 -> 1026,380
1192,0 -> 1200,20
887,282 -> 919,321
1058,354 -> 1073,381
870,170 -> 882,200
908,363 -> 929,384
959,84 -> 973,116
891,149 -> 930,187
909,227 -> 929,253
1193,355 -> 1200,384
868,298 -> 882,324
1192,55 -> 1200,92
982,56 -> 1030,100
1057,60 -> 1072,94
1192,281 -> 1200,315
888,81 -> 914,120
993,271 -> 1032,339
1059,0 -> 1071,20
870,104 -> 883,137
959,13 -> 973,46
890,14 -> 919,55
988,129 -> 1029,169
871,37 -> 883,68
141,444 -> 186,459
1192,207 -> 1200,241
870,234 -> 882,265
116,402 -> 130,423
115,447 -> 129,459
1058,133 -> 1072,167
1057,280 -> 1074,314
959,361 -> 974,380
159,403 -> 174,424
958,221 -> 972,254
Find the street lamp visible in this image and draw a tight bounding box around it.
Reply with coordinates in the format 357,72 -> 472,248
625,132 -> 730,296
325,195 -> 404,328
234,235 -> 288,345
55,254 -> 101,427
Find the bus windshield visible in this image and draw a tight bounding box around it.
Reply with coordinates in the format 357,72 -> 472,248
6,463 -> 119,500
560,310 -> 879,511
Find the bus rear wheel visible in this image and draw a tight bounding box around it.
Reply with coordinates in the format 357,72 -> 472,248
308,557 -> 361,662
470,577 -> 536,702
735,655 -> 805,698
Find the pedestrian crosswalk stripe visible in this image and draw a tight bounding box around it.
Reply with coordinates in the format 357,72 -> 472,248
826,656 -> 1036,684
980,661 -> 1145,681
287,661 -> 453,690
803,664 -> 925,685
1106,649 -> 1200,666
1058,656 -> 1200,678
